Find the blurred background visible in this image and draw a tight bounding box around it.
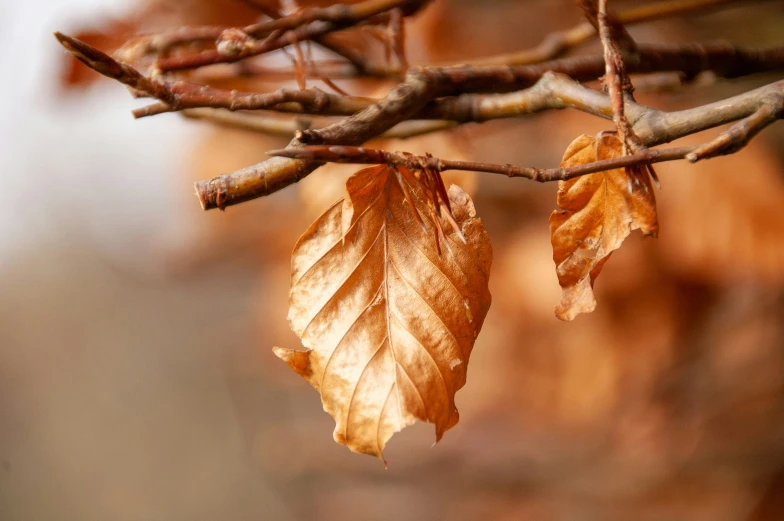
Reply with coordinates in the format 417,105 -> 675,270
1,0 -> 784,519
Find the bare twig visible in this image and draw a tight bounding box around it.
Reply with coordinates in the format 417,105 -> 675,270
685,97 -> 784,161
597,0 -> 644,153
188,60 -> 369,83
420,75 -> 784,148
133,85 -> 373,118
267,144 -> 696,181
581,0 -> 638,53
181,108 -> 457,139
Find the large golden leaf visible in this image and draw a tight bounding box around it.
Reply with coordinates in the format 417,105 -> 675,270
274,165 -> 492,461
550,133 -> 658,321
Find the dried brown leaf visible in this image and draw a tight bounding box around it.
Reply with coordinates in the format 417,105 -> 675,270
275,165 -> 492,461
549,133 -> 658,321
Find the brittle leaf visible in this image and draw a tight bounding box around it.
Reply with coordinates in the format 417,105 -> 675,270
276,165 -> 492,461
549,133 -> 658,321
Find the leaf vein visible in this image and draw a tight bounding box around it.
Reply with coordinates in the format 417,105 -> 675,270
293,188 -> 385,287
319,281 -> 385,392
389,255 -> 463,355
344,337 -> 389,441
302,222 -> 385,340
389,310 -> 448,416
388,214 -> 468,303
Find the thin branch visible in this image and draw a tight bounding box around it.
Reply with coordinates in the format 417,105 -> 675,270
187,60 -> 369,83
266,144 -> 696,181
181,108 -> 457,139
420,74 -> 784,147
631,81 -> 784,147
685,97 -> 784,161
133,85 -> 373,118
420,72 -> 616,122
596,0 -> 649,188
581,0 -> 638,53
598,0 -> 644,151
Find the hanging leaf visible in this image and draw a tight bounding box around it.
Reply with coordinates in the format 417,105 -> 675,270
274,165 -> 492,462
550,133 -> 658,321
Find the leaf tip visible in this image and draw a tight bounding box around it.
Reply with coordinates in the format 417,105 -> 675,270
272,346 -> 313,381
554,280 -> 598,321
446,184 -> 476,219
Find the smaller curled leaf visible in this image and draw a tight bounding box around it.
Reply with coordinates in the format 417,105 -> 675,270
550,133 -> 659,321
